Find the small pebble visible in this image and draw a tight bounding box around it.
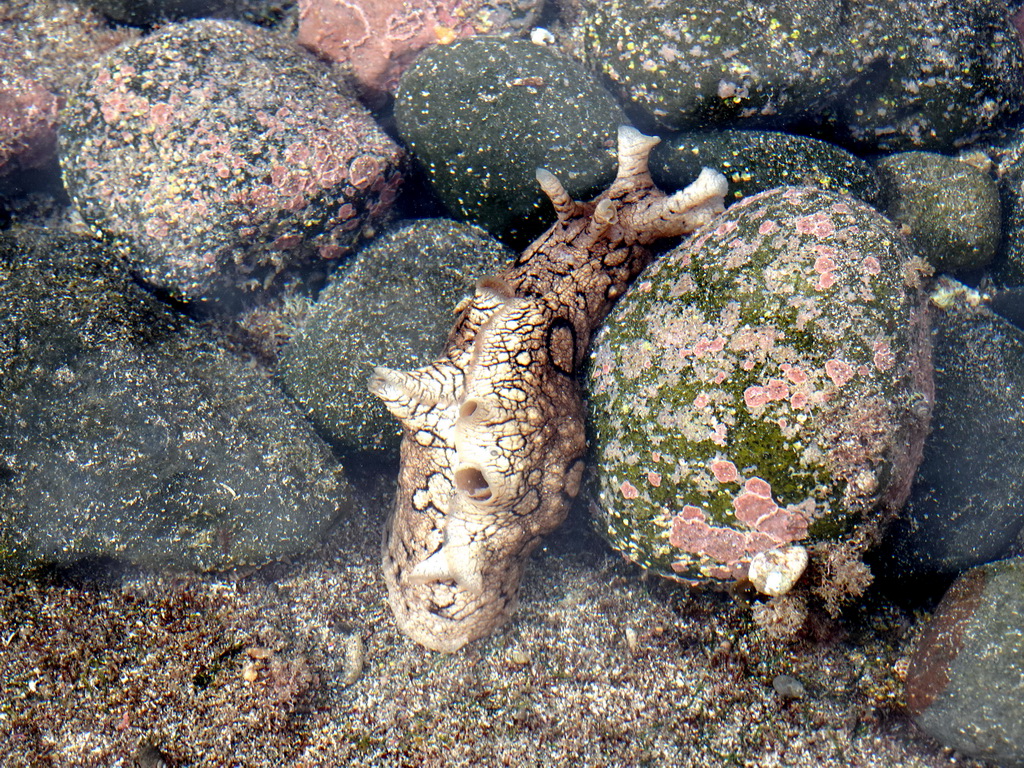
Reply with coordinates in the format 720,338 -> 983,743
241,662 -> 259,683
509,647 -> 532,666
748,546 -> 810,597
530,27 -> 555,46
772,674 -> 806,700
339,634 -> 365,687
624,626 -> 639,654
135,742 -> 171,768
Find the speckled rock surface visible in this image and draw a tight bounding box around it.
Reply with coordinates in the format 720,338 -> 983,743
0,74 -> 61,177
297,0 -> 544,104
906,556 -> 1024,766
394,36 -> 627,242
587,187 -> 933,586
875,153 -> 1000,273
0,228 -> 351,573
279,218 -> 514,455
60,19 -> 403,304
0,0 -> 137,98
993,132 -> 1024,287
834,0 -> 1024,151
572,0 -> 1024,151
884,281 -> 1024,573
571,0 -> 854,132
650,130 -> 880,206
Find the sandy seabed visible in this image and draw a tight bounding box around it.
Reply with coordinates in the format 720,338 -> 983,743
0,472 -> 978,768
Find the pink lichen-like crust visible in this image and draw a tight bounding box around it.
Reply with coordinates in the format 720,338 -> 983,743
370,128 -> 727,652
297,0 -> 541,103
667,475 -> 811,576
589,185 -> 933,582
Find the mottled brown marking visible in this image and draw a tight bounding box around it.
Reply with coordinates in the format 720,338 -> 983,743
905,568 -> 987,716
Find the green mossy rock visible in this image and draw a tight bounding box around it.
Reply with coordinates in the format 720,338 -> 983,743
587,187 -> 932,582
875,152 -> 1000,273
572,0 -> 1024,152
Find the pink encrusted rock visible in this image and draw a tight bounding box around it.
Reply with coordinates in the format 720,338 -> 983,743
297,0 -> 544,104
588,186 -> 933,591
0,75 -> 61,176
60,20 -> 403,303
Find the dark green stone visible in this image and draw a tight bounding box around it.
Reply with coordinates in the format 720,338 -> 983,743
885,280 -> 1024,572
875,152 -> 1000,273
0,228 -> 350,573
573,0 -> 1024,152
394,36 -> 627,243
573,0 -> 853,132
650,130 -> 880,205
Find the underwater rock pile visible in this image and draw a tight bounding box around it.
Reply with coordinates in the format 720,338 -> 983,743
5,0 -> 1024,762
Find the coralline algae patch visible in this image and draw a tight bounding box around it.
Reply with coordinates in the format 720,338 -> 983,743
587,186 -> 932,582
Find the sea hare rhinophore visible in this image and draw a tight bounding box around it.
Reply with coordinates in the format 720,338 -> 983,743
370,127 -> 728,652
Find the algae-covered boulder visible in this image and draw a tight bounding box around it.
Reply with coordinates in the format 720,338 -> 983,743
587,187 -> 932,590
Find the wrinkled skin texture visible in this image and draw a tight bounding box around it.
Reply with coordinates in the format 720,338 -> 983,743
370,127 -> 728,651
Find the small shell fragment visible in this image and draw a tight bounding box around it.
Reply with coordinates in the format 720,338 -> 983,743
509,647 -> 532,665
748,545 -> 809,597
624,626 -> 639,654
530,27 -> 556,46
339,634 -> 365,687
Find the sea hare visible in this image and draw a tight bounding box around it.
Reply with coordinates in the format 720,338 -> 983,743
370,126 -> 728,651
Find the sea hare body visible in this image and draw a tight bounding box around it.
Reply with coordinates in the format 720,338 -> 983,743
370,127 -> 728,652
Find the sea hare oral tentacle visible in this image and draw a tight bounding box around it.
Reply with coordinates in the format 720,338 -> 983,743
370,126 -> 728,652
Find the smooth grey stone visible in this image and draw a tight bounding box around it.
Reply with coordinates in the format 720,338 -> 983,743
907,557 -> 1024,766
886,279 -> 1024,573
0,228 -> 351,574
